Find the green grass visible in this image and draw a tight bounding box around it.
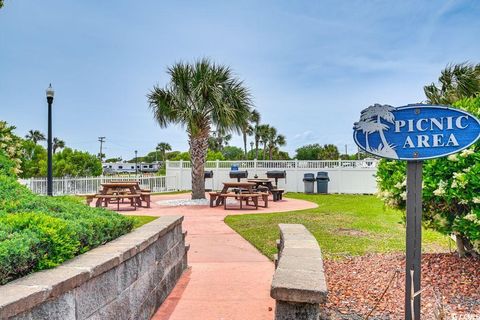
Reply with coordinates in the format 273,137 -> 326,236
225,193 -> 450,260
127,215 -> 158,228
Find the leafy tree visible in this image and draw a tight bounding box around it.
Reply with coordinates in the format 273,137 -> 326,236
105,157 -> 122,163
19,140 -> 47,178
45,148 -> 102,177
53,137 -> 65,154
25,130 -> 46,144
318,144 -> 340,160
0,0 -> 3,9
276,150 -> 290,160
170,151 -> 191,161
424,63 -> 480,105
206,150 -> 225,161
166,151 -> 181,160
156,142 -> 172,162
148,58 -> 252,199
295,144 -> 323,160
222,146 -> 244,160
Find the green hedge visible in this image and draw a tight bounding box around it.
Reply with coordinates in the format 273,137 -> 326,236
0,154 -> 134,284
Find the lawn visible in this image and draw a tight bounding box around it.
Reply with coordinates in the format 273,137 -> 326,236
127,215 -> 158,228
225,193 -> 450,260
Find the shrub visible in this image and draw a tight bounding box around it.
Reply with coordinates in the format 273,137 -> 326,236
376,97 -> 480,255
0,152 -> 134,284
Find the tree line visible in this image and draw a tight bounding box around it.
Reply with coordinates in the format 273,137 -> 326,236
0,125 -> 102,178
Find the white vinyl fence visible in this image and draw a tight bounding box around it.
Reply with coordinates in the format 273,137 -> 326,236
19,175 -> 178,196
166,160 -> 379,194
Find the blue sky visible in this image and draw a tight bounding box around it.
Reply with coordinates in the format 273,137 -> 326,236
1,1 -> 479,159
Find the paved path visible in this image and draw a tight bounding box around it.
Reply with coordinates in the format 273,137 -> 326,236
123,193 -> 317,320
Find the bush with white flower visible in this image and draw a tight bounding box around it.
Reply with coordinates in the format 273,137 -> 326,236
376,97 -> 480,256
0,121 -> 23,175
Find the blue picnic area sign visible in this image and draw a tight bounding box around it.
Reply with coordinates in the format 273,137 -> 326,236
353,104 -> 480,160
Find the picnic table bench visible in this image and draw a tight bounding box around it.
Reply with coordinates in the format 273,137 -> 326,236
248,179 -> 284,202
209,191 -> 269,209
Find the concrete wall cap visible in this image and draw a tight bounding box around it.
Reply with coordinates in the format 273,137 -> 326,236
270,224 -> 328,304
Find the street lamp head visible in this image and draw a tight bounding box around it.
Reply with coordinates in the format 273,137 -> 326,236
46,84 -> 54,99
250,142 -> 254,148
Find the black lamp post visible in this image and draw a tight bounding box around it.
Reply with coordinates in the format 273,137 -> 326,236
135,150 -> 138,175
46,84 -> 54,196
250,141 -> 254,152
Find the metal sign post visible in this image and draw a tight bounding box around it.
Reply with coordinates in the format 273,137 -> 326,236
353,103 -> 480,320
405,161 -> 422,320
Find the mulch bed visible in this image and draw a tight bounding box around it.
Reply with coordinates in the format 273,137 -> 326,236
323,253 -> 480,319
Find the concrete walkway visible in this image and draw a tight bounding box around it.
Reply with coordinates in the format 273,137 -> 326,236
122,193 -> 317,320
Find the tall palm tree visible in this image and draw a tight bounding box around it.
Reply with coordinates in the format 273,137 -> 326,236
242,110 -> 260,159
25,130 -> 46,144
250,111 -> 261,159
156,142 -> 172,163
257,124 -> 270,160
268,131 -> 286,160
53,137 -> 65,154
208,129 -> 231,152
424,63 -> 480,105
148,59 -> 253,199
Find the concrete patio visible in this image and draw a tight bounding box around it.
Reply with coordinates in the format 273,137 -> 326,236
117,193 -> 317,320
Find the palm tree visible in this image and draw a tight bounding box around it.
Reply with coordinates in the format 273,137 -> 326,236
208,129 -> 232,152
148,59 -> 253,199
424,63 -> 480,104
257,124 -> 270,160
267,127 -> 286,160
250,111 -> 261,159
53,137 -> 65,154
156,142 -> 172,163
242,110 -> 260,159
25,130 -> 46,144
318,144 -> 339,160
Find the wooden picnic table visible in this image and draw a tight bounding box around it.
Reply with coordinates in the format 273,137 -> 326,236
94,181 -> 151,209
247,179 -> 274,192
100,181 -> 140,194
215,182 -> 257,206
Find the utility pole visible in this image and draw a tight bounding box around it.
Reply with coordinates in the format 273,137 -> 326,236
98,137 -> 106,161
345,144 -> 348,157
135,150 -> 138,176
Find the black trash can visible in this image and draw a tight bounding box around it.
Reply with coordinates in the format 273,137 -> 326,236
316,172 -> 330,194
303,173 -> 315,194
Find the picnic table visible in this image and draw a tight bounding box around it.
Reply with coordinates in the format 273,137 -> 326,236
248,179 -> 284,201
93,181 -> 151,210
210,182 -> 268,209
247,179 -> 274,191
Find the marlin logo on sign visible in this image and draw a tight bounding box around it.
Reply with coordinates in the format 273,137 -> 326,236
353,104 -> 480,160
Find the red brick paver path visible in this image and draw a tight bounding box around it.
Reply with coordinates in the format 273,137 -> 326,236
121,193 -> 317,320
